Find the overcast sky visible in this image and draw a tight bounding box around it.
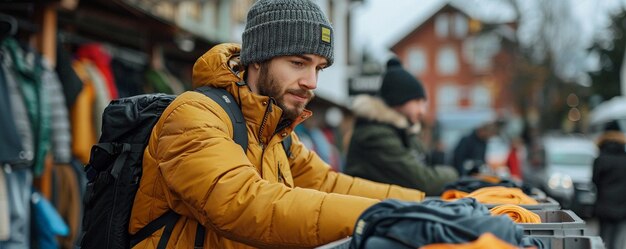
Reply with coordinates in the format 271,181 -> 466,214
352,0 -> 443,61
352,0 -> 625,66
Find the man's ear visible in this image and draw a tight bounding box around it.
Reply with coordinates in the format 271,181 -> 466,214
245,62 -> 262,93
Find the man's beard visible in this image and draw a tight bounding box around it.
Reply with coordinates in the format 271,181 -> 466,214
257,63 -> 314,121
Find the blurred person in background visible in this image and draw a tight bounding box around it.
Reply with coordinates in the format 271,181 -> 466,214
505,136 -> 524,181
429,139 -> 447,166
592,120 -> 626,249
128,1 -> 427,248
427,122 -> 447,166
344,58 -> 458,196
294,113 -> 343,171
452,121 -> 499,176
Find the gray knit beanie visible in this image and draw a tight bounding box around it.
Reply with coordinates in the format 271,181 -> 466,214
241,0 -> 334,67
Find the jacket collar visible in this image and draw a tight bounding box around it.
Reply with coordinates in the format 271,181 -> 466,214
191,43 -> 310,144
352,94 -> 420,132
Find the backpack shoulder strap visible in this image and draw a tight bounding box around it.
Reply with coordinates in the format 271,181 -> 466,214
195,86 -> 248,152
282,134 -> 292,158
130,210 -> 179,248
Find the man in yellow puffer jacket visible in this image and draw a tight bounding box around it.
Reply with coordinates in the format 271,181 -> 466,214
128,0 -> 425,248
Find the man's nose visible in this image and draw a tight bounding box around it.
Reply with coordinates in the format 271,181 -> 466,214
299,69 -> 318,90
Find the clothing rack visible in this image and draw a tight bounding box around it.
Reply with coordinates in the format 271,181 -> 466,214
58,30 -> 148,66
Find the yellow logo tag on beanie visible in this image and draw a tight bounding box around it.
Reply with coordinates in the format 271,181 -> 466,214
321,25 -> 331,44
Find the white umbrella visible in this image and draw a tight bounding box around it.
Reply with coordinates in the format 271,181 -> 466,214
589,96 -> 626,126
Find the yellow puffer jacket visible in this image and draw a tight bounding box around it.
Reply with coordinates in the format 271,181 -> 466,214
128,43 -> 424,249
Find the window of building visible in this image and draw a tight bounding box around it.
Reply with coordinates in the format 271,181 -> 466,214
408,47 -> 427,74
465,34 -> 500,72
437,46 -> 458,75
471,85 -> 491,108
454,13 -> 468,38
435,13 -> 449,38
437,84 -> 459,109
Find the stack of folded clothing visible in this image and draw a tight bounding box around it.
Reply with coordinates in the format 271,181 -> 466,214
441,186 -> 538,205
490,204 -> 542,224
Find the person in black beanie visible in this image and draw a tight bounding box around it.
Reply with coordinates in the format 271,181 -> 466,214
345,58 -> 458,196
380,58 -> 426,110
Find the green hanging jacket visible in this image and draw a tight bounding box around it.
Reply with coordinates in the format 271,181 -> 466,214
3,38 -> 50,175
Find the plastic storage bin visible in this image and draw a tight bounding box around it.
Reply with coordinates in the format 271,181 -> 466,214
316,235 -> 605,249
530,236 -> 605,249
426,196 -> 561,210
315,237 -> 351,249
521,210 -> 586,236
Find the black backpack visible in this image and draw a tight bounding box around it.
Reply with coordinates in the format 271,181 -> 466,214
79,86 -> 292,249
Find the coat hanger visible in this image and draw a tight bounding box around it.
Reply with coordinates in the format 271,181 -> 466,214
0,13 -> 17,40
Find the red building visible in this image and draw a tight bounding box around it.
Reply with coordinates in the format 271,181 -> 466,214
390,3 -> 516,126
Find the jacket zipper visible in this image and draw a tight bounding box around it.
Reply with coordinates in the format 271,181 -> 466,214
257,98 -> 273,148
257,99 -> 274,175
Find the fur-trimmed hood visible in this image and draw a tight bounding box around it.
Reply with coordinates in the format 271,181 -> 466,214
597,131 -> 626,154
597,131 -> 626,146
351,95 -> 420,132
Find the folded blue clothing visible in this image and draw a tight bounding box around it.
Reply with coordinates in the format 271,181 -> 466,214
351,198 -> 546,249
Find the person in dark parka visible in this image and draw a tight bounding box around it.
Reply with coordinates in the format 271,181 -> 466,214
344,58 -> 458,196
592,120 -> 626,249
452,122 -> 499,176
